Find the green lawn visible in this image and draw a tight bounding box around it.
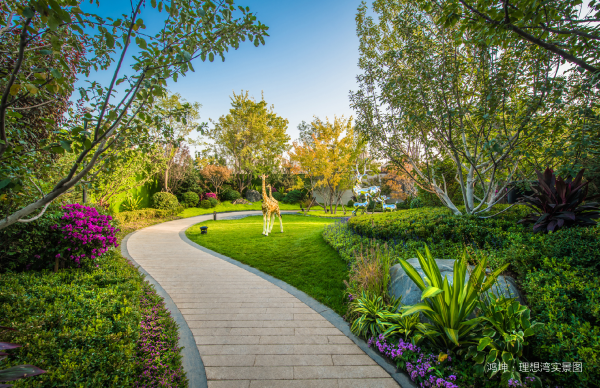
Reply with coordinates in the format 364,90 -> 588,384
179,201 -> 301,218
186,215 -> 349,315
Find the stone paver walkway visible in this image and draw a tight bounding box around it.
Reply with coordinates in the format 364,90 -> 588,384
126,212 -> 400,388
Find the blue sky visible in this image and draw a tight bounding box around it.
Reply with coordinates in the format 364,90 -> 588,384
79,0 -> 366,144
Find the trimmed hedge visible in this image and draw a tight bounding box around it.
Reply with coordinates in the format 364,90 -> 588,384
181,192 -> 199,208
208,197 -> 218,208
152,192 -> 180,210
282,190 -> 303,204
199,199 -> 211,209
221,189 -> 241,202
114,207 -> 183,224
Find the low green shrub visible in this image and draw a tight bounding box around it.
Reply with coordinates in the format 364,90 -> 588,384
282,190 -> 303,204
0,206 -> 63,272
347,199 -> 355,208
272,191 -> 284,201
221,189 -> 241,202
523,258 -> 600,386
0,249 -> 143,387
152,192 -> 180,210
114,207 -> 183,224
409,197 -> 422,209
181,192 -> 199,208
208,197 -> 218,208
200,199 -> 211,209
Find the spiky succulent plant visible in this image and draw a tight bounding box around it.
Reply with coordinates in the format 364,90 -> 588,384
517,168 -> 600,233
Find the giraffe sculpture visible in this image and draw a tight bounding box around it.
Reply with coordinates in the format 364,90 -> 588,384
267,185 -> 283,234
261,174 -> 273,235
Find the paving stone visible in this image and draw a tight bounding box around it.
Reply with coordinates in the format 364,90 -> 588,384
259,335 -> 329,345
295,328 -> 343,336
208,381 -> 250,388
293,366 -> 391,379
337,378 -> 399,388
195,336 -> 260,345
202,355 -> 256,367
206,366 -> 293,380
197,344 -> 295,355
254,355 -> 333,367
327,336 -> 354,344
293,345 -> 365,355
249,380 -> 339,388
331,355 -> 377,366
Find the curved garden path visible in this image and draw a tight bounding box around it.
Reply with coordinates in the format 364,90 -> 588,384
125,211 -> 409,388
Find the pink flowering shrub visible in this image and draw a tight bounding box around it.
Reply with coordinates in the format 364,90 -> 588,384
135,282 -> 187,387
50,204 -> 119,269
205,192 -> 217,199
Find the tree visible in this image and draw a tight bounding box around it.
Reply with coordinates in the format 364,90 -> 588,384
90,146 -> 163,209
350,0 -> 566,216
289,116 -> 364,214
382,164 -> 417,201
200,164 -> 232,197
207,91 -> 290,193
150,93 -> 201,193
0,0 -> 269,230
434,0 -> 600,74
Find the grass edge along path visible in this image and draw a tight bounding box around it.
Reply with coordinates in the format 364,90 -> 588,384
186,214 -> 349,315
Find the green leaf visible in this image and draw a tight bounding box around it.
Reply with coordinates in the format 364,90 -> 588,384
477,337 -> 490,351
209,52 -> 214,62
9,84 -> 21,95
151,0 -> 157,8
0,179 -> 11,190
40,49 -> 53,55
50,69 -> 63,79
60,140 -> 72,153
23,7 -> 35,18
106,33 -> 115,49
0,365 -> 45,381
421,286 -> 443,300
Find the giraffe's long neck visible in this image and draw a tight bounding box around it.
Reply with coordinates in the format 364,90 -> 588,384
262,177 -> 269,202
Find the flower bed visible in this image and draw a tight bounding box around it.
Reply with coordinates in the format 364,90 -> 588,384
135,281 -> 187,387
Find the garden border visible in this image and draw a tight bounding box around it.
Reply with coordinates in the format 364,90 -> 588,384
179,212 -> 417,388
121,231 -> 207,388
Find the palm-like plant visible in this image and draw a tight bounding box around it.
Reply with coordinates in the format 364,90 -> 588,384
517,168 -> 600,233
399,247 -> 509,350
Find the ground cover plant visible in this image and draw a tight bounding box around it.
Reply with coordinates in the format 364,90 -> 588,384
323,207 -> 600,387
186,215 -> 349,314
135,282 -> 187,388
179,201 -> 300,218
0,206 -> 187,387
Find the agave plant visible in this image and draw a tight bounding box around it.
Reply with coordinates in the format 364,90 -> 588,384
0,327 -> 45,387
399,247 -> 509,350
517,168 -> 600,233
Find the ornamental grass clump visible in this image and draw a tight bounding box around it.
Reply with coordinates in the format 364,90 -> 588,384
135,282 -> 187,388
51,204 -> 118,271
